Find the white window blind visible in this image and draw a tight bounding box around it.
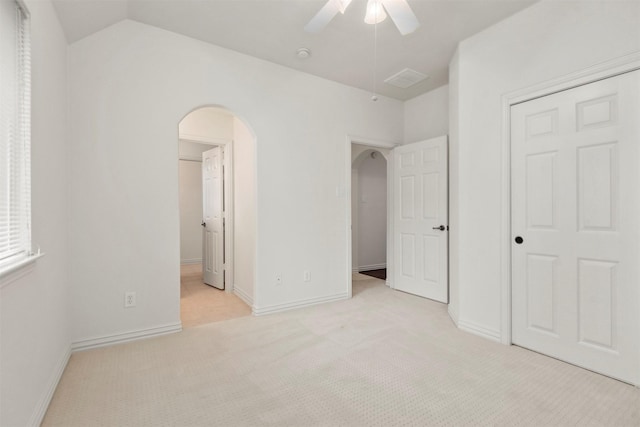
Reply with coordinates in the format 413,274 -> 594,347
0,0 -> 31,266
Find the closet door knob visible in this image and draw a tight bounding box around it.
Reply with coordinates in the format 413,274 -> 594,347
432,225 -> 446,231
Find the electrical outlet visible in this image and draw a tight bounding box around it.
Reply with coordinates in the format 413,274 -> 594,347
303,270 -> 310,282
275,273 -> 282,286
124,292 -> 136,308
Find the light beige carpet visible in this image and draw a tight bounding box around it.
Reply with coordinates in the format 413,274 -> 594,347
43,276 -> 640,426
180,264 -> 251,328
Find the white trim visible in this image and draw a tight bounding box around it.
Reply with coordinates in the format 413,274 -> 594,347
71,322 -> 182,352
358,263 -> 387,271
179,133 -> 232,146
250,130 -> 260,311
0,252 -> 44,289
448,304 -> 459,327
233,285 -> 253,307
508,52 -> 640,106
180,258 -> 202,265
346,135 -> 398,299
351,170 -> 359,276
458,319 -> 501,343
348,135 -> 400,149
387,149 -> 395,290
500,51 -> 640,346
253,292 -> 349,316
499,94 -> 512,346
179,155 -> 202,162
222,142 -> 234,293
28,345 -> 71,427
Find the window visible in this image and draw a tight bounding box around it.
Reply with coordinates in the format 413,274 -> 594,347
0,0 -> 32,271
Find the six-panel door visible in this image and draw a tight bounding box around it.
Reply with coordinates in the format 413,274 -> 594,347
511,70 -> 640,384
202,146 -> 224,290
393,136 -> 448,303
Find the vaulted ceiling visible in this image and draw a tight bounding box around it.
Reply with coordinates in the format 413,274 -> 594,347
51,0 -> 536,100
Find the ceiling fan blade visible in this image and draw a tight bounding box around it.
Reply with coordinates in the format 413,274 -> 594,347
304,0 -> 341,33
381,0 -> 419,35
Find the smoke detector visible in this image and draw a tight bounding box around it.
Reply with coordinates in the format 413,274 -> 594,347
384,68 -> 429,89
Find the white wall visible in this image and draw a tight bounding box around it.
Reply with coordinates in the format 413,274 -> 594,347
68,19 -> 403,340
452,0 -> 640,339
0,0 -> 70,425
404,84 -> 449,144
356,153 -> 387,270
233,117 -> 256,304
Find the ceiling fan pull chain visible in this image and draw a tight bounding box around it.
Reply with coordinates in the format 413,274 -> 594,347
371,12 -> 379,102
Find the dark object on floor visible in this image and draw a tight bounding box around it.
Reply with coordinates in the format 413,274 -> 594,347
360,269 -> 386,280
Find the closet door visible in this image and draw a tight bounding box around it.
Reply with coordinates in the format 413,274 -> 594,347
511,70 -> 640,384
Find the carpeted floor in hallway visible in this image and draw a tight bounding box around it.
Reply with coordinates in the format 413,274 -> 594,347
180,263 -> 251,328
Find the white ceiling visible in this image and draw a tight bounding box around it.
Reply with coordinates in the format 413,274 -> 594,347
51,0 -> 536,101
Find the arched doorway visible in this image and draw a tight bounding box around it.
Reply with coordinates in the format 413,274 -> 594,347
177,106 -> 256,327
351,145 -> 390,287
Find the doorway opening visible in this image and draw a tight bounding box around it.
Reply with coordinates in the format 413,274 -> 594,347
348,138 -> 395,298
178,106 -> 256,328
346,135 -> 450,303
351,145 -> 390,285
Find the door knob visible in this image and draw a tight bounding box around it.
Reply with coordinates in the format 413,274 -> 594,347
201,222 -> 206,227
432,225 -> 446,231
515,236 -> 523,244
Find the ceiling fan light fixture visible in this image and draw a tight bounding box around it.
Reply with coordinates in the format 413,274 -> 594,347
364,0 -> 387,24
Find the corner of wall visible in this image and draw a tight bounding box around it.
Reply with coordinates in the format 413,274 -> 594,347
28,345 -> 71,426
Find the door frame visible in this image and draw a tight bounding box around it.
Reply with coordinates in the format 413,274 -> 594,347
499,51 -> 640,347
345,136 -> 398,298
351,148 -> 389,275
179,135 -> 235,293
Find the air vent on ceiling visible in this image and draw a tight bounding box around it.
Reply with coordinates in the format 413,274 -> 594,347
384,68 -> 429,89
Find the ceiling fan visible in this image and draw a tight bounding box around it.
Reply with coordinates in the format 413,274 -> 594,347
305,0 -> 419,35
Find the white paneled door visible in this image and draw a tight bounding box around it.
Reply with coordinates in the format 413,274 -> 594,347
202,147 -> 224,289
511,70 -> 640,384
393,136 -> 448,303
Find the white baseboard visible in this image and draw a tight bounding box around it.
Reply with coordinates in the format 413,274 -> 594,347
448,304 -> 459,327
71,322 -> 182,352
358,263 -> 386,271
233,285 -> 253,307
29,344 -> 71,427
457,318 -> 501,343
180,258 -> 202,265
253,292 -> 349,316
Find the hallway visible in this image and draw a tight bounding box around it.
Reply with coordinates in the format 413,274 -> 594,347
180,264 -> 251,328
